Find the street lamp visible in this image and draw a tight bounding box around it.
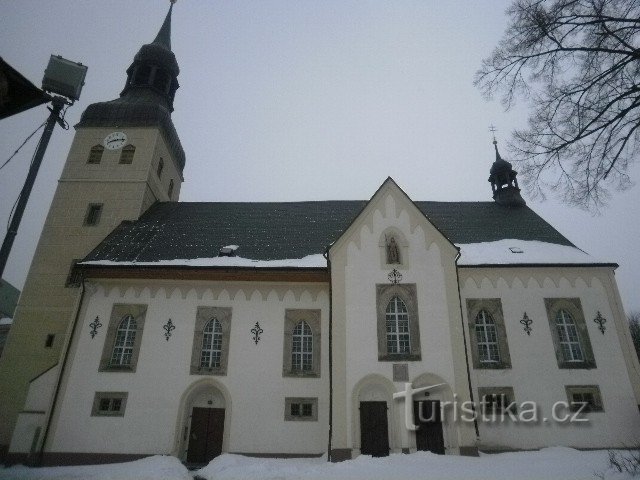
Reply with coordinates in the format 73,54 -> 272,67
0,55 -> 87,277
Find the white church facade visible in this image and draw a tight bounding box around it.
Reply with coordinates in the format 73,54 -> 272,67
2,4 -> 640,466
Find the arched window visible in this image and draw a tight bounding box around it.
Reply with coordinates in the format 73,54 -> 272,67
475,310 -> 500,363
119,144 -> 135,164
168,179 -> 174,199
385,296 -> 410,354
292,320 -> 313,371
200,318 -> 223,368
110,315 -> 137,366
87,145 -> 104,164
555,309 -> 584,362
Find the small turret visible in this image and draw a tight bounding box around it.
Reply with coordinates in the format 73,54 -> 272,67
488,140 -> 526,207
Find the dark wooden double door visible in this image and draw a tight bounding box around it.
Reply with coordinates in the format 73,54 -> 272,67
187,407 -> 225,464
359,400 -> 444,457
414,400 -> 445,454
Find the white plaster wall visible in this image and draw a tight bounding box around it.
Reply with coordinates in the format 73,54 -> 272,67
49,280 -> 329,457
461,267 -> 640,450
334,187 -> 466,453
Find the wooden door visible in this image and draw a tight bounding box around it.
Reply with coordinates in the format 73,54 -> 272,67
414,400 -> 444,454
359,401 -> 390,457
187,407 -> 225,464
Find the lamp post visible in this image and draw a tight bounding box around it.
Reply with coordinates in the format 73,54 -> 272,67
0,55 -> 87,278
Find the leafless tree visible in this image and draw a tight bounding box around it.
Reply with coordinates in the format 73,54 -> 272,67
475,0 -> 640,210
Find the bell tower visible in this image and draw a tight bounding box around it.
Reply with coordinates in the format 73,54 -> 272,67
0,3 -> 185,457
488,139 -> 526,207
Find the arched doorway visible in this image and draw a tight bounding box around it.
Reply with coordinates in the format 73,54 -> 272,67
411,372 -> 455,455
175,380 -> 230,464
352,375 -> 397,457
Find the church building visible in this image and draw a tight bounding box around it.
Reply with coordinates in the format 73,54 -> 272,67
2,4 -> 640,466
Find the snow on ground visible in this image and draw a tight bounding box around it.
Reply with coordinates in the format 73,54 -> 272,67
195,448 -> 635,480
2,448 -> 635,480
0,455 -> 191,480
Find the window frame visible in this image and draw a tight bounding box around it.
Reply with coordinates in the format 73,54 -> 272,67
87,145 -> 104,164
84,203 -> 103,226
545,298 -> 596,369
477,386 -> 516,416
91,392 -> 128,417
466,299 -> 511,369
377,284 -> 421,361
565,385 -> 603,412
475,309 -> 501,364
190,306 -> 232,376
291,320 -> 314,372
284,397 -> 318,422
283,309 -> 321,378
118,144 -> 135,164
99,304 -> 147,372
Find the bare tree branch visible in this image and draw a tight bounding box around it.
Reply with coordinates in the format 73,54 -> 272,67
475,0 -> 640,210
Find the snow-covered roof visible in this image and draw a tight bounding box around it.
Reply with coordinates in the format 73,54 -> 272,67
0,317 -> 13,326
81,254 -> 327,269
457,240 -> 611,266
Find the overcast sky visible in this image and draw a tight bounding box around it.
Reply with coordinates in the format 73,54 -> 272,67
1,0 -> 639,313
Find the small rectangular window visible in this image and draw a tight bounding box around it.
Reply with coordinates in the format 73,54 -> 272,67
84,204 -> 103,226
284,397 -> 318,421
45,334 -> 55,348
478,387 -> 516,415
65,259 -> 82,287
92,392 -> 128,417
566,385 -> 603,412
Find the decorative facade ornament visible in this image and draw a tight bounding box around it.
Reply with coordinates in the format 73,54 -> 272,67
520,312 -> 532,336
251,321 -> 263,345
163,318 -> 175,341
388,268 -> 403,284
89,316 -> 102,339
593,311 -> 607,334
386,236 -> 401,264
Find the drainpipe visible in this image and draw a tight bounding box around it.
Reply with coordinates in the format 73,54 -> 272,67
38,277 -> 87,464
454,251 -> 479,438
323,247 -> 333,461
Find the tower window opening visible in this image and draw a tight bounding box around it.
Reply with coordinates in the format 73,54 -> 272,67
85,204 -> 103,226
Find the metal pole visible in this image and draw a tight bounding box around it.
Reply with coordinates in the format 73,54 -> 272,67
0,97 -> 63,278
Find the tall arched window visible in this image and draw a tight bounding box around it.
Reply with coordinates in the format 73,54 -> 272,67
292,320 -> 313,371
475,310 -> 500,363
386,296 -> 410,354
200,318 -> 223,368
168,179 -> 174,199
87,145 -> 104,164
555,309 -> 584,362
157,158 -> 164,178
110,315 -> 137,366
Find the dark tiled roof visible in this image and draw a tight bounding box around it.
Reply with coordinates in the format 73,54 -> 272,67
83,201 -> 573,263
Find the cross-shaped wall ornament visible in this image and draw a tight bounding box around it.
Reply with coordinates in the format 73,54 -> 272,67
89,316 -> 102,339
251,321 -> 263,345
593,311 -> 607,334
520,312 -> 533,336
163,318 -> 175,341
388,268 -> 403,284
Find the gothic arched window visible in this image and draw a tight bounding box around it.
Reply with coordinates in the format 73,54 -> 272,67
110,315 -> 137,366
475,310 -> 500,363
292,320 -> 313,371
555,309 -> 584,362
386,296 -> 410,354
168,179 -> 174,199
157,158 -> 164,178
200,318 -> 223,368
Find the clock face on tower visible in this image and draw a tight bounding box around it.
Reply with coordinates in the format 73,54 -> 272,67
103,132 -> 128,150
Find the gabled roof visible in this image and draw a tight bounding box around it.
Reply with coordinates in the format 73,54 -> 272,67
82,200 -> 574,264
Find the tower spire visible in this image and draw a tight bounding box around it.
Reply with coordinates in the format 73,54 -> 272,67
153,1 -> 175,49
487,135 -> 526,207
